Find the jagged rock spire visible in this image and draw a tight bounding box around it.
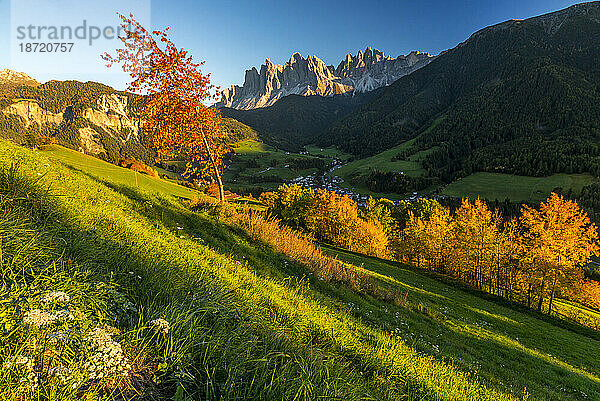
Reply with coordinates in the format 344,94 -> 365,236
217,48 -> 434,110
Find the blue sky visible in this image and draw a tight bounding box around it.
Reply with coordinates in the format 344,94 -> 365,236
0,0 -> 584,92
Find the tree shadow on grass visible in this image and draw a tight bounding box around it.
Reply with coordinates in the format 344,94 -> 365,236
6,167 -> 392,400
93,177 -> 600,400
324,244 -> 600,342
31,168 -> 600,401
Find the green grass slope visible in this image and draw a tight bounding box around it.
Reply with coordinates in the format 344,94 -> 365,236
40,144 -> 200,199
442,172 -> 599,202
335,138 -> 429,180
324,246 -> 600,401
224,139 -> 329,194
2,139 -> 599,400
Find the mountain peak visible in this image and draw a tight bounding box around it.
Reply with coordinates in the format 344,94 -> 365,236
466,1 -> 600,42
0,69 -> 39,86
218,47 -> 435,110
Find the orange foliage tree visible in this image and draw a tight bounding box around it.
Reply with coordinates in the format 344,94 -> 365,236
393,194 -> 599,315
520,193 -> 599,312
571,280 -> 600,311
103,14 -> 228,202
260,185 -> 600,319
260,184 -> 389,258
450,199 -> 502,290
401,206 -> 452,272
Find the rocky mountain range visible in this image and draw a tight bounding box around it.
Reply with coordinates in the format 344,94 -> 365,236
0,72 -> 259,164
0,77 -> 154,163
217,47 -> 434,110
4,93 -> 143,155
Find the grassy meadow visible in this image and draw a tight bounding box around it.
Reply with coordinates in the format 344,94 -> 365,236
333,117 -> 446,197
2,139 -> 600,400
224,139 -> 330,193
323,246 -> 600,401
335,138 -> 429,181
40,144 -> 200,199
442,172 -> 598,202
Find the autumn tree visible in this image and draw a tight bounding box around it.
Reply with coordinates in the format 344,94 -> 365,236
498,218 -> 529,301
570,280 -> 600,311
406,206 -> 452,272
450,199 -> 501,290
260,185 -> 389,258
362,197 -> 396,235
103,14 -> 228,202
520,193 -> 599,313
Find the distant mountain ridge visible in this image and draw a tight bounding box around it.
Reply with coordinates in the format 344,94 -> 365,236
321,1 -> 600,181
217,48 -> 434,110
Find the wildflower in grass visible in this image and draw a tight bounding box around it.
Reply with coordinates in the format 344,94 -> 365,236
41,291 -> 70,304
3,355 -> 31,370
150,318 -> 170,334
84,326 -> 131,382
15,355 -> 29,365
19,371 -> 38,393
50,309 -> 74,323
48,365 -> 72,385
47,330 -> 73,344
23,309 -> 56,326
85,326 -> 116,347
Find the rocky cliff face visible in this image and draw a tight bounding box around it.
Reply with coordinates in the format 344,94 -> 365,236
83,94 -> 142,143
2,93 -> 144,156
218,47 -> 434,110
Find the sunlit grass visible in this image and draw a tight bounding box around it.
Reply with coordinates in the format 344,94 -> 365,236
3,139 -> 599,400
40,145 -> 199,199
324,246 -> 600,401
0,140 -> 525,400
442,172 -> 598,202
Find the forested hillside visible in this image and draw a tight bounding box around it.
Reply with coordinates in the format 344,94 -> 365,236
322,2 -> 600,182
219,89 -> 381,150
0,79 -> 258,166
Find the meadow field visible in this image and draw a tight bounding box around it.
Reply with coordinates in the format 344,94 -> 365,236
224,139 -> 331,193
442,172 -> 598,202
332,117 -> 445,197
2,139 -> 599,400
41,145 -> 200,199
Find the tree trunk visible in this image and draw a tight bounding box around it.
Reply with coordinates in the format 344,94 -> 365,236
537,279 -> 545,312
548,276 -> 559,315
199,127 -> 225,203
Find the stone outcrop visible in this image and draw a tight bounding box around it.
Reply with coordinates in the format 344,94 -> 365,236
4,101 -> 63,127
333,49 -> 433,93
83,94 -> 142,142
218,47 -> 434,110
3,93 -> 142,155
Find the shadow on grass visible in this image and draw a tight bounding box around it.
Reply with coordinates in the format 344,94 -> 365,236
16,165 -> 600,401
323,244 -> 600,341
91,178 -> 600,400
5,166 -> 390,400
